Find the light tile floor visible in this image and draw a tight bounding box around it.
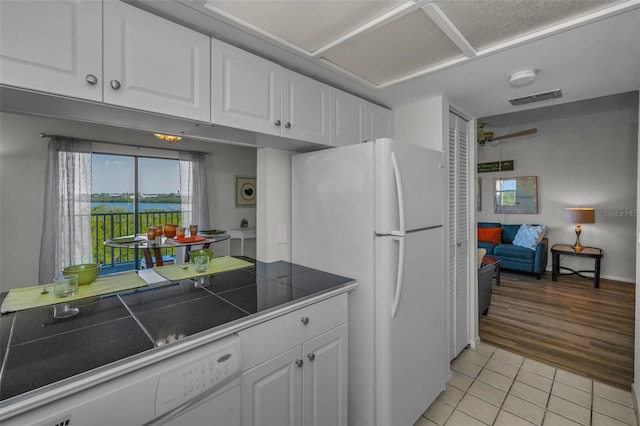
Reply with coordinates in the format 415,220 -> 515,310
416,343 -> 638,426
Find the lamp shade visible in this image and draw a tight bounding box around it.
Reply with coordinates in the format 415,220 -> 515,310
564,207 -> 595,224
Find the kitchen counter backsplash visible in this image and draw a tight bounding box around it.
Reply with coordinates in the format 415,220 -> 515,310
0,260 -> 355,402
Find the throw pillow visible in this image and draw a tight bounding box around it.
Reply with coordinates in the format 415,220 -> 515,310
477,248 -> 486,269
478,227 -> 502,244
512,224 -> 546,251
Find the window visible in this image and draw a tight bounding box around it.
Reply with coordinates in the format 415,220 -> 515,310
92,153 -> 182,272
40,135 -> 209,283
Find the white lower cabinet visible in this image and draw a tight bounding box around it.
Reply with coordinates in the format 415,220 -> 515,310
301,324 -> 348,426
239,294 -> 348,426
241,346 -> 302,426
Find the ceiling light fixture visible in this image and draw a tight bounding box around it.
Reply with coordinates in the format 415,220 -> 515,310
509,69 -> 537,86
153,133 -> 182,143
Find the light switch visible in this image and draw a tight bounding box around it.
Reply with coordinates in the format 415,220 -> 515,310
277,224 -> 287,244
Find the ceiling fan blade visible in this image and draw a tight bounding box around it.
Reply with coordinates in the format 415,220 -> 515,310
489,128 -> 537,141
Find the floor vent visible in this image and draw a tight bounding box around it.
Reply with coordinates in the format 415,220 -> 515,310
509,89 -> 563,106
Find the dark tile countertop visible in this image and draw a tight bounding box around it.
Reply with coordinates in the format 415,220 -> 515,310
0,259 -> 355,407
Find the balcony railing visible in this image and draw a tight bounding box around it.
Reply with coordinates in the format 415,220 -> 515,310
92,211 -> 183,272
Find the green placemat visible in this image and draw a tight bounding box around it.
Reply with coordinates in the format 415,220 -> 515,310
153,256 -> 254,282
1,272 -> 148,314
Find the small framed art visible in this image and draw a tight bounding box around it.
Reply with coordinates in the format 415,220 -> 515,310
236,177 -> 256,207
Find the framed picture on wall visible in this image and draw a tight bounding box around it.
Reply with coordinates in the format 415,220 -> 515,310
236,177 -> 256,207
476,177 -> 481,211
494,176 -> 538,214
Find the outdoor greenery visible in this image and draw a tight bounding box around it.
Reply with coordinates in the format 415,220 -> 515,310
91,193 -> 181,203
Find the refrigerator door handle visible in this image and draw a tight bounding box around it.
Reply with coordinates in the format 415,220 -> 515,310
391,235 -> 406,319
390,151 -> 406,237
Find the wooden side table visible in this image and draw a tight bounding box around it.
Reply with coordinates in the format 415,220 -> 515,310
481,256 -> 501,286
551,244 -> 604,288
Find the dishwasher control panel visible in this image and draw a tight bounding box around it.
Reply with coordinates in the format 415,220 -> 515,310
155,338 -> 241,417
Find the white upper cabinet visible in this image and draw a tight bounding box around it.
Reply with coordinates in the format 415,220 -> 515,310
212,39 -> 330,145
281,70 -> 330,145
0,0 -> 102,102
330,88 -> 392,146
103,1 -> 210,122
330,88 -> 366,147
367,102 -> 393,141
0,1 -> 210,122
211,39 -> 281,135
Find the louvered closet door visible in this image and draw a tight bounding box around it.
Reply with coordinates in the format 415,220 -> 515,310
448,112 -> 470,361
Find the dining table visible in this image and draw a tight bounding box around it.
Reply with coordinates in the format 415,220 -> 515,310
104,233 -> 231,268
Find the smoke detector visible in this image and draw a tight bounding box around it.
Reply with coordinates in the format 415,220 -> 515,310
509,70 -> 537,86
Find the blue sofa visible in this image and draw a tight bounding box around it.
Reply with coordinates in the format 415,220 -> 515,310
478,222 -> 548,279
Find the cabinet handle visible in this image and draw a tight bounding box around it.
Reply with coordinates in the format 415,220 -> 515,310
110,80 -> 121,90
295,359 -> 304,368
274,120 -> 281,126
85,74 -> 98,85
284,122 -> 291,129
300,317 -> 309,326
307,353 -> 315,361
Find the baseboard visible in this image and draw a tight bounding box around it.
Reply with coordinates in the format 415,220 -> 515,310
633,382 -> 640,426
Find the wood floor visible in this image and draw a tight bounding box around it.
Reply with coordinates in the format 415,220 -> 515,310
478,270 -> 635,390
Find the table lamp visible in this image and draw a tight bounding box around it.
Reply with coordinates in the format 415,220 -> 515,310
564,207 -> 595,252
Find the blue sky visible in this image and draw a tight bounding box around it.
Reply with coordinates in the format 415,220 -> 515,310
92,154 -> 180,194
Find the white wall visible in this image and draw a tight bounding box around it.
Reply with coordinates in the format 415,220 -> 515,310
635,93 -> 640,415
0,112 -> 256,291
256,147 -> 294,263
393,96 -> 448,151
477,92 -> 638,282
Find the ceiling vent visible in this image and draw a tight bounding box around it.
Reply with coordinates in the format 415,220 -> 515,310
509,90 -> 563,106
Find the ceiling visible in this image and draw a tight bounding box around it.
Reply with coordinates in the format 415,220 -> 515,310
128,0 -> 640,118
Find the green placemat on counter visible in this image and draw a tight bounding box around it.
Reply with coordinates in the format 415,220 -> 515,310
153,256 -> 254,282
1,272 -> 148,314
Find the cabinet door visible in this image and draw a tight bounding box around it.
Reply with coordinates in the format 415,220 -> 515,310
0,0 -> 102,101
211,39 -> 282,136
330,89 -> 366,147
103,1 -> 210,122
302,324 -> 348,426
282,70 -> 330,145
241,346 -> 302,426
366,102 -> 393,142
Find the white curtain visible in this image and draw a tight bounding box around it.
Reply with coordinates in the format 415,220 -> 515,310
39,136 -> 93,284
179,151 -> 210,230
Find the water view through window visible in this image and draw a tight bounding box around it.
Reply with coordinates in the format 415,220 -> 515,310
92,154 -> 182,271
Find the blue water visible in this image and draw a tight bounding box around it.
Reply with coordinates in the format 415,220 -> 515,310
91,202 -> 181,212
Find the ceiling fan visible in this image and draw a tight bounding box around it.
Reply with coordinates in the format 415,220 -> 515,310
477,123 -> 537,146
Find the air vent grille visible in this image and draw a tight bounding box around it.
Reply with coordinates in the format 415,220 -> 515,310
509,90 -> 563,106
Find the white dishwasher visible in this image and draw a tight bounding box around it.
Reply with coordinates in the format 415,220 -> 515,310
1,335 -> 242,426
147,336 -> 242,426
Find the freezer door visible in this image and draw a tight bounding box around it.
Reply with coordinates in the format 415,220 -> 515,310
375,139 -> 445,235
375,228 -> 447,426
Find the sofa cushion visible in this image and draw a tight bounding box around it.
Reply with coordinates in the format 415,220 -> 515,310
501,224 -> 522,244
478,242 -> 498,255
494,244 -> 536,260
513,224 -> 546,251
478,227 -> 502,244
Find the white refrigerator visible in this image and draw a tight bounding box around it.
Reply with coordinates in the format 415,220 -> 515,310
292,138 -> 448,426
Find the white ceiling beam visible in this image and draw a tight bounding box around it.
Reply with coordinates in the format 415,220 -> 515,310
421,3 -> 477,58
311,1 -> 427,58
